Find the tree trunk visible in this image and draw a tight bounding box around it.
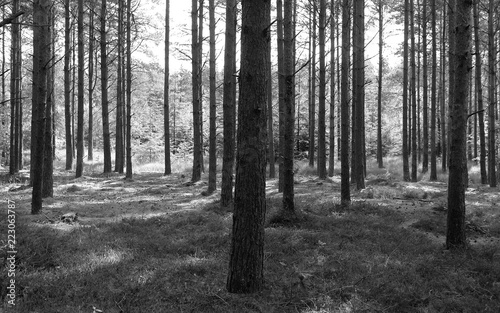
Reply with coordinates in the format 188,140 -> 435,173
352,0 -> 365,189
340,0 -> 351,204
64,0 -> 73,170
164,0 -> 171,175
101,0 -> 112,173
410,0 -> 417,182
487,0 -> 496,187
402,0 -> 410,181
447,0 -> 471,249
317,0 -> 327,179
88,3 -> 94,161
31,0 -> 50,214
191,0 -> 202,182
220,0 -> 236,207
227,0 -> 269,294
115,0 -> 124,173
207,0 -> 217,194
10,0 -> 22,175
277,0 -> 285,192
430,0 -> 437,180
376,0 -> 384,169
75,0 -> 85,178
282,0 -> 295,213
308,2 -> 316,168
422,0 -> 428,174
125,0 -> 133,179
328,0 -> 336,176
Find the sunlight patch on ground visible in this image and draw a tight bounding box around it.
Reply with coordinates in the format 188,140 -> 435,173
80,248 -> 127,273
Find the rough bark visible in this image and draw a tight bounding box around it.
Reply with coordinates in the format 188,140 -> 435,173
487,0 -> 496,187
447,0 -> 471,249
75,0 -> 85,178
125,0 -> 133,179
410,0 -> 417,182
101,0 -> 112,173
227,0 -> 269,294
164,0 -> 171,175
31,0 -> 50,214
282,0 -> 295,213
422,0 -> 429,174
402,0 -> 410,181
430,0 -> 437,180
115,0 -> 124,173
317,0 -> 327,179
207,0 -> 217,193
328,0 -> 336,176
376,0 -> 384,169
191,0 -> 202,182
277,0 -> 285,191
88,3 -> 94,161
340,0 -> 351,204
64,0 -> 72,170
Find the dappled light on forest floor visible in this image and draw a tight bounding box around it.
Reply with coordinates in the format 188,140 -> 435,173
1,164 -> 499,312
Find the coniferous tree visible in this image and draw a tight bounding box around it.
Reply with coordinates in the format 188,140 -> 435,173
340,0 -> 351,204
64,0 -> 73,170
207,0 -> 217,194
227,0 -> 269,294
447,0 -> 471,249
317,0 -> 327,179
101,0 -> 112,173
164,0 -> 172,175
31,0 -> 50,214
75,0 -> 85,178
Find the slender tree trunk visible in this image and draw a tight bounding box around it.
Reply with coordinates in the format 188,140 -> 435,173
277,0 -> 285,191
376,0 -> 384,169
282,0 -> 295,213
31,0 -> 50,214
422,0 -> 429,173
430,0 -> 437,180
402,0 -> 410,181
328,0 -> 336,176
227,0 -> 269,294
308,2 -> 316,168
447,0 -> 471,249
198,0 -> 205,173
340,0 -> 351,204
88,3 -> 94,161
191,0 -> 202,182
207,0 -> 217,193
10,0 -> 22,175
164,0 -> 171,175
352,0 -> 365,189
75,0 -> 85,178
101,0 -> 112,173
125,0 -> 133,179
115,0 -> 124,173
64,0 -> 72,170
487,0 -> 496,187
410,0 -> 417,182
220,0 -> 236,207
317,0 -> 327,179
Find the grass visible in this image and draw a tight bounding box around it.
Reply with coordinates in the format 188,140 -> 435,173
3,196 -> 499,312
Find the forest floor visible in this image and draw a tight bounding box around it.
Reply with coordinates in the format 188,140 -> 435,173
1,157 -> 500,312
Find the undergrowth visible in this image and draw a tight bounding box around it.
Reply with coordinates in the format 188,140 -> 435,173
4,199 -> 499,312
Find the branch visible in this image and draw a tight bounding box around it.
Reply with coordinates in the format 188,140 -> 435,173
467,109 -> 485,120
0,11 -> 24,28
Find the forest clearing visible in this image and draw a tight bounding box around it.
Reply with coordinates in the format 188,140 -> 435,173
1,157 -> 499,312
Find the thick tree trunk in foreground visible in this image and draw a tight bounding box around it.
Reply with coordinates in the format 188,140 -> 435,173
31,0 -> 50,214
447,0 -> 471,250
227,0 -> 269,294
